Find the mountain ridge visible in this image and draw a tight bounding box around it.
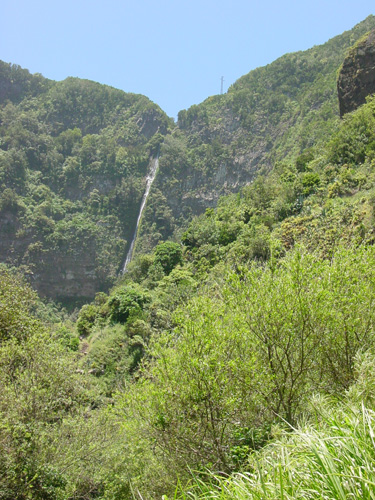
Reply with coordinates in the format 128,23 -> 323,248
2,15 -> 375,500
134,15 -> 375,253
1,15 -> 375,300
0,65 -> 171,302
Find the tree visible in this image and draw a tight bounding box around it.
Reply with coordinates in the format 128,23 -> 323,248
108,284 -> 149,324
153,241 -> 182,275
0,266 -> 40,343
118,245 -> 375,490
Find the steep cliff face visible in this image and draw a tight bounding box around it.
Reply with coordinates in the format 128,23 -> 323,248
338,30 -> 375,116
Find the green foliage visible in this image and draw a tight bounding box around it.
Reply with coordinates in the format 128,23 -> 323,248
0,193 -> 26,224
120,295 -> 263,481
0,63 -> 171,303
0,267 -> 41,343
0,263 -> 137,499
182,212 -> 220,249
0,61 -> 50,104
2,18 -> 375,500
84,324 -> 133,388
328,95 -> 375,165
295,148 -> 314,172
172,395 -> 375,500
139,16 -> 375,250
77,303 -> 100,336
114,244 -> 375,496
108,283 -> 149,324
55,324 -> 80,351
153,241 -> 183,275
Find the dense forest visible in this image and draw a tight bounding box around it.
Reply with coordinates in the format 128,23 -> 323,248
0,65 -> 171,302
1,15 -> 375,500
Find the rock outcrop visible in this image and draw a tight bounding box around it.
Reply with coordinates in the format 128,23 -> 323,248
338,30 -> 375,116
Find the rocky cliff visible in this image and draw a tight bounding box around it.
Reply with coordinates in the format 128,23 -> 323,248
338,30 -> 375,116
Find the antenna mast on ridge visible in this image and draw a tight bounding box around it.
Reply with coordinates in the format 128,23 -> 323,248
221,76 -> 224,95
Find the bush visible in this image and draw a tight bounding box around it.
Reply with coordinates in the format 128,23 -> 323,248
119,245 -> 375,490
76,304 -> 99,336
108,284 -> 149,324
154,241 -> 182,275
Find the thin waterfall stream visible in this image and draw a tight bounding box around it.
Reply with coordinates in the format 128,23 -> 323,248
122,155 -> 159,273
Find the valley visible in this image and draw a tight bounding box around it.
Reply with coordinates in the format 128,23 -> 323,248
1,15 -> 375,500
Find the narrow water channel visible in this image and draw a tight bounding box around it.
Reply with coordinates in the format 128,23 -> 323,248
122,156 -> 159,273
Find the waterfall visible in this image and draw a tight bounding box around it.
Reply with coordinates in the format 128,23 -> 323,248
122,156 -> 159,273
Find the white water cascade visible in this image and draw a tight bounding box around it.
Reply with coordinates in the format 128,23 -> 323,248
122,156 -> 159,273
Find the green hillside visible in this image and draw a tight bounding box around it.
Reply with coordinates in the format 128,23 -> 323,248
1,16 -> 375,500
1,17 -> 374,298
2,89 -> 375,497
136,14 -> 375,253
0,64 -> 171,302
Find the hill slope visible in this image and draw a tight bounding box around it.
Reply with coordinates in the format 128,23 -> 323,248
136,14 -> 375,252
0,64 -> 171,302
2,17 -> 375,500
1,16 -> 375,299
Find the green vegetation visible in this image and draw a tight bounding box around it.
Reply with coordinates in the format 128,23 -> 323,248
2,15 -> 375,500
137,15 -> 375,254
0,267 -> 120,499
0,66 -> 172,302
18,90 -> 372,498
169,393 -> 375,500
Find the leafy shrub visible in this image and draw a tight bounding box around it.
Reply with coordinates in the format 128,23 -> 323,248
0,267 -> 41,343
301,172 -> 321,195
76,304 -> 99,336
108,284 -> 149,323
153,241 -> 182,275
295,148 -> 314,172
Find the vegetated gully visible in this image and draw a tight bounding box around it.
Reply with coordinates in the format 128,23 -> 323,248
122,155 -> 159,273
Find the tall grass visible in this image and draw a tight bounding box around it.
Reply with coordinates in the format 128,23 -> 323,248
169,401 -> 375,500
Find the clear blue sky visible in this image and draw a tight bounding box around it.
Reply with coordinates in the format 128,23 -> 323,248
1,0 -> 374,118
